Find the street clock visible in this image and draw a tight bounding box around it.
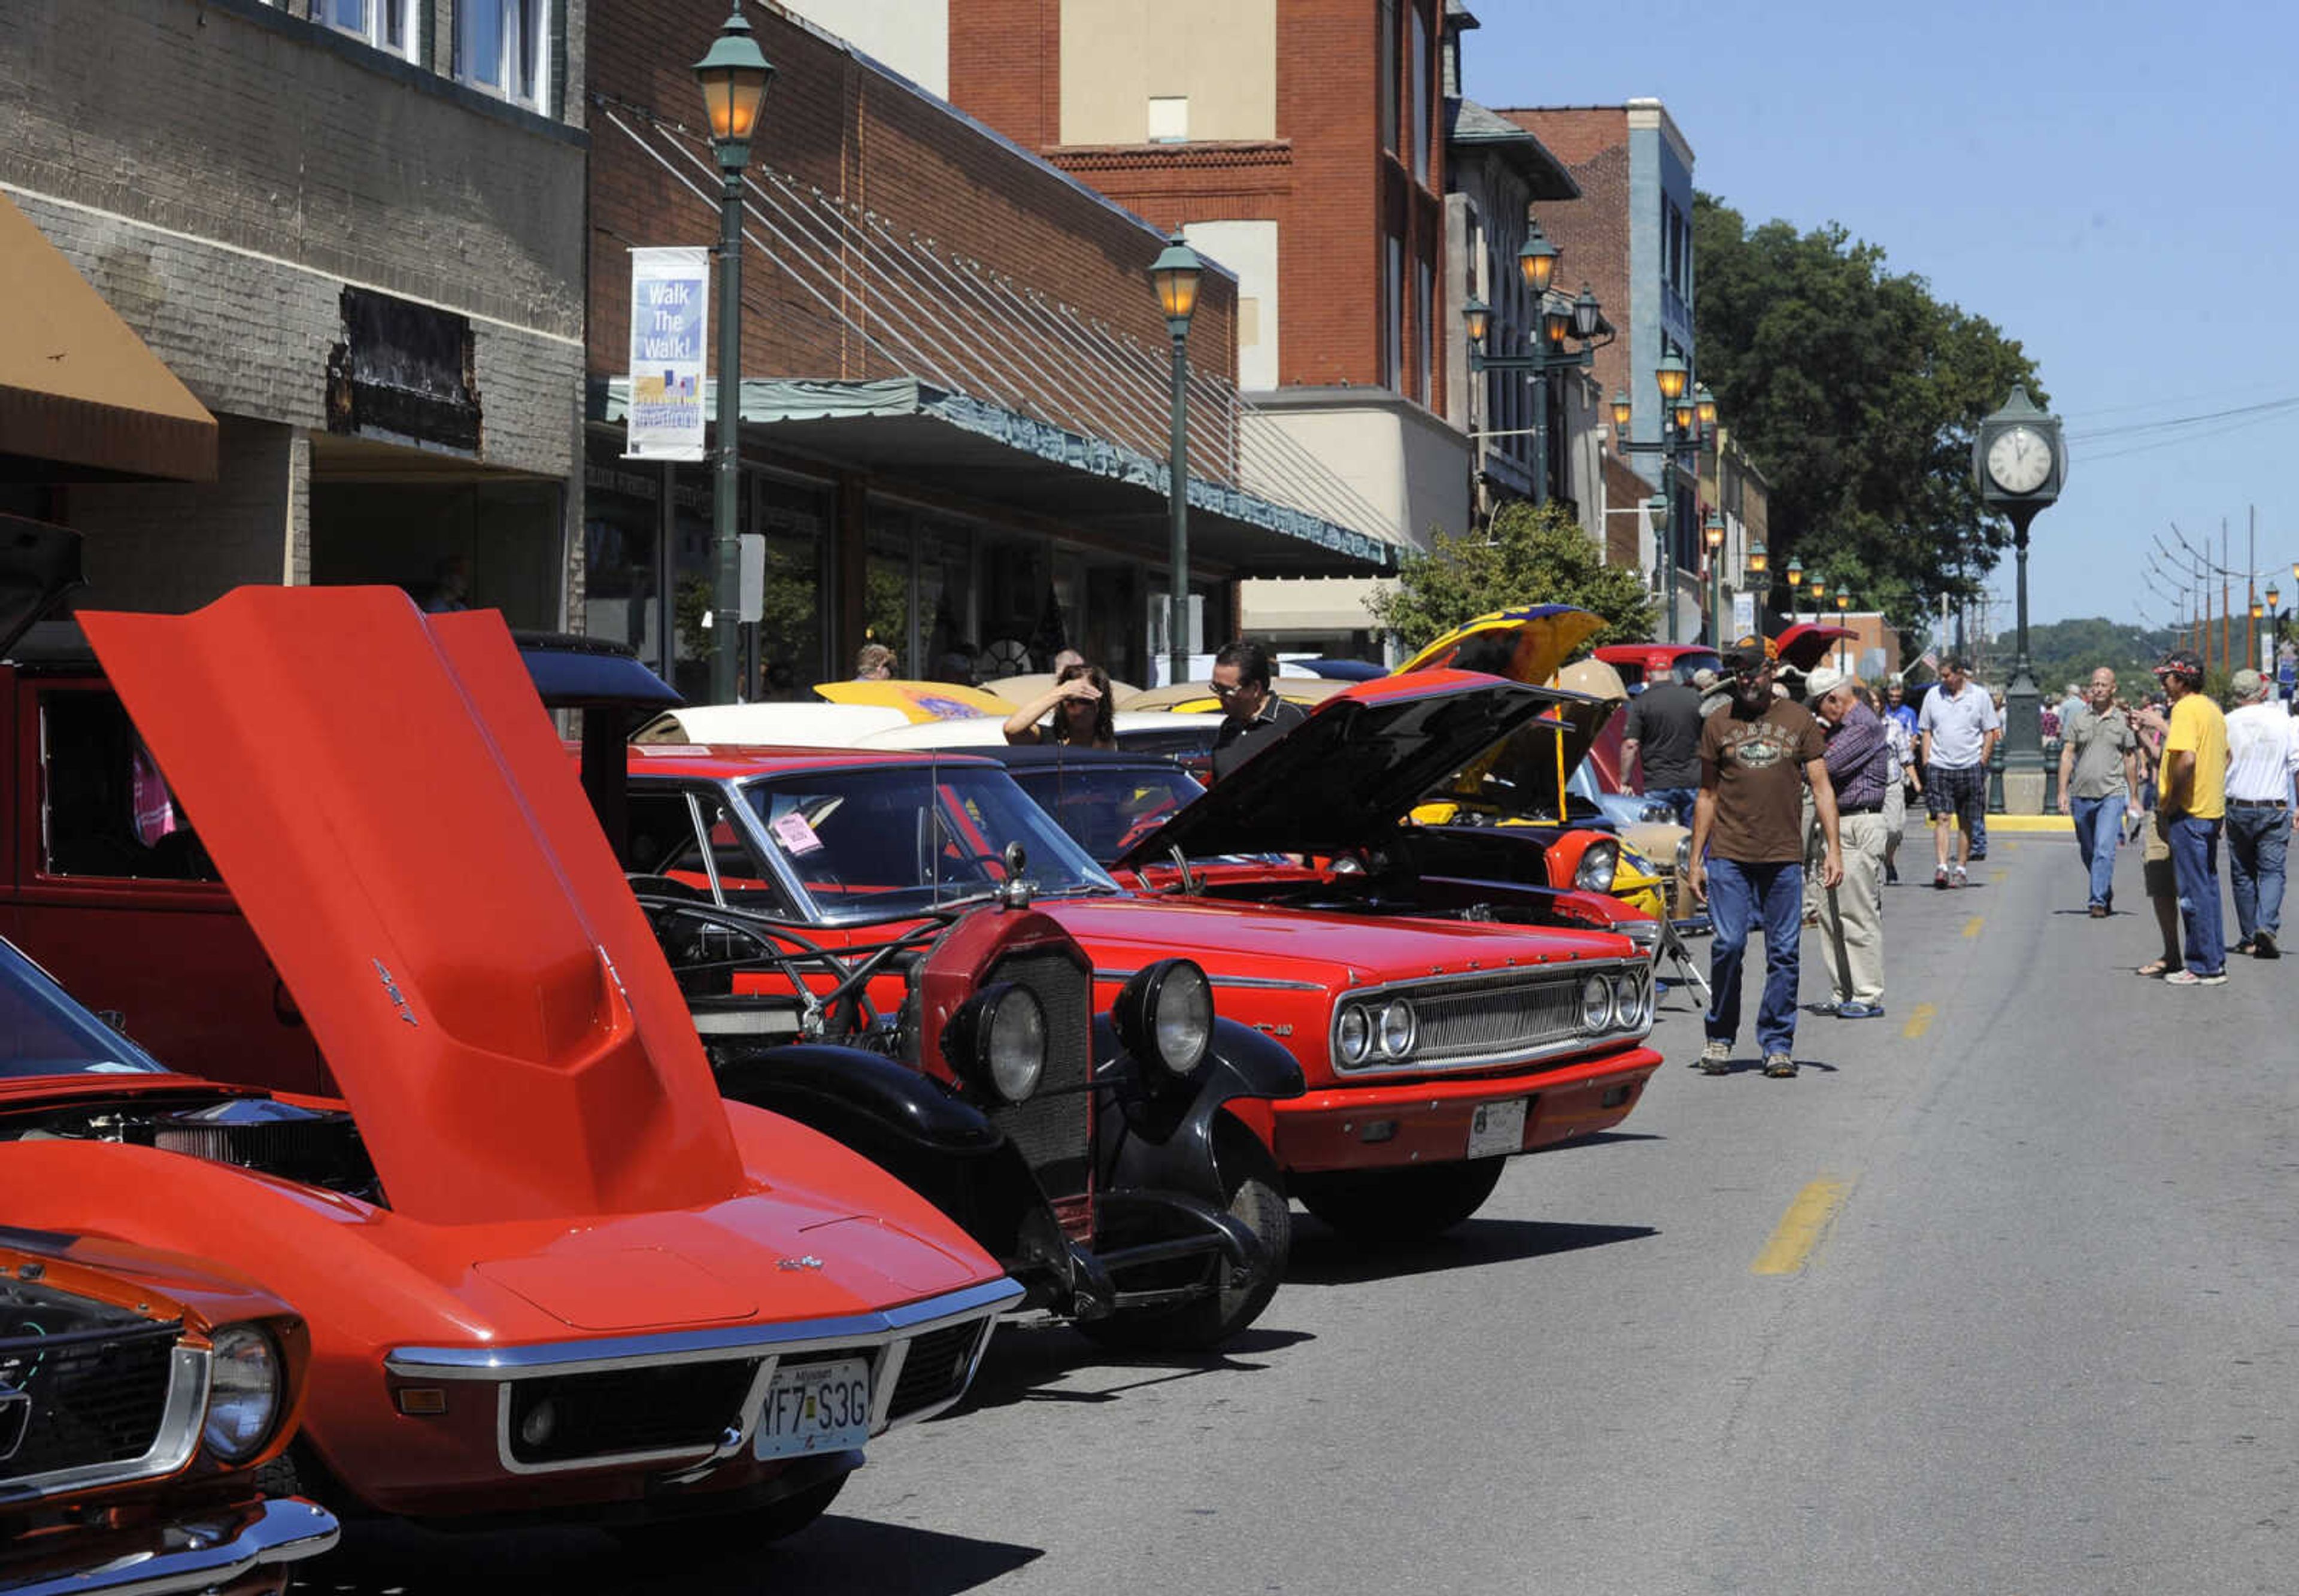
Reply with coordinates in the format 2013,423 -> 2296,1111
1972,384 -> 2066,509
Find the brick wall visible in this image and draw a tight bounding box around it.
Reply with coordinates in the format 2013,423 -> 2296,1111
1498,108 -> 1632,414
588,0 -> 1235,405
64,418 -> 302,611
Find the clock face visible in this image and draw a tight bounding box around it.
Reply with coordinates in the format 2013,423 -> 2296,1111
1986,424 -> 2054,494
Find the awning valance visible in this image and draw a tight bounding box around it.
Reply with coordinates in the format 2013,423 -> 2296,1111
0,192 -> 217,482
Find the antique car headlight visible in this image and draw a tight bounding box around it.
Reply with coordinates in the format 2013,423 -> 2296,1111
1675,836 -> 1694,879
1377,999 -> 1416,1059
1335,1004 -> 1373,1066
1115,959 -> 1212,1078
1636,801 -> 1674,823
1625,969 -> 1655,1028
1575,841 -> 1619,892
202,1324 -> 282,1464
947,982 -> 1047,1104
1579,975 -> 1612,1030
1609,972 -> 1636,1027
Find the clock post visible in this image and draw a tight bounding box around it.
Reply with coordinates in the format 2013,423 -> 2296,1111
1972,385 -> 2066,815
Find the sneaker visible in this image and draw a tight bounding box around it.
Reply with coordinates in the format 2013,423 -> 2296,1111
1763,1053 -> 1798,1078
1885,866 -> 1900,884
2164,969 -> 2228,986
1698,1039 -> 1731,1074
2088,904 -> 2109,919
1950,865 -> 1969,888
1933,867 -> 1950,890
1810,1000 -> 1841,1017
2258,932 -> 2280,960
1837,1002 -> 1886,1020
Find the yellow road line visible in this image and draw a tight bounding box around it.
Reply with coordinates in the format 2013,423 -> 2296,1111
1903,1002 -> 1937,1039
1753,1178 -> 1854,1275
1962,915 -> 1985,939
1991,869 -> 2009,884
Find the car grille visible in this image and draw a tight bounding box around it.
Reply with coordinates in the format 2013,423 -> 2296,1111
888,1322 -> 982,1422
506,1358 -> 759,1465
1412,975 -> 1586,1065
4,1324 -> 178,1477
982,948 -> 1091,1205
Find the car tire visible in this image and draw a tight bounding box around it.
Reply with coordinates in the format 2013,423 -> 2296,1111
1078,1121 -> 1290,1353
1293,1155 -> 1508,1245
610,1474 -> 847,1556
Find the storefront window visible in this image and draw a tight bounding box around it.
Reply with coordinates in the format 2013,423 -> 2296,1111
976,530 -> 1053,678
755,474 -> 830,697
583,440 -> 663,672
865,502 -> 914,679
918,523 -> 977,684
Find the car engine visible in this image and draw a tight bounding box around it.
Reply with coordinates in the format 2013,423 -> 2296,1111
7,1094 -> 383,1204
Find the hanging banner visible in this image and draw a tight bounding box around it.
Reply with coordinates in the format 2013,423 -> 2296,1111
624,247 -> 709,462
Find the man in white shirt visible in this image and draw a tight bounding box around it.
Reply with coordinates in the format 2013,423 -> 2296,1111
2222,667 -> 2299,958
1916,659 -> 2002,888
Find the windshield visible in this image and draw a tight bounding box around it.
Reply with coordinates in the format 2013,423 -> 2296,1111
739,764 -> 1121,923
1005,762 -> 1212,865
1668,652 -> 1722,687
0,939 -> 168,1079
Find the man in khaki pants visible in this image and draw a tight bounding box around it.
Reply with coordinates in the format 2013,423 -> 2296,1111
1806,667 -> 1892,1018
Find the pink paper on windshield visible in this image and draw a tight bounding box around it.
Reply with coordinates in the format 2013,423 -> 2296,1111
771,811 -> 824,855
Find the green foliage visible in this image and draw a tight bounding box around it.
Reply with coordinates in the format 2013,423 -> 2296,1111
1982,617 -> 2174,693
675,578 -> 713,663
1694,194 -> 2045,644
1365,500 -> 1655,653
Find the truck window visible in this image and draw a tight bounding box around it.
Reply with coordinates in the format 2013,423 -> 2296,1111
38,692 -> 220,882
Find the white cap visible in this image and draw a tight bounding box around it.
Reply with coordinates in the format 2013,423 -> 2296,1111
1805,666 -> 1854,699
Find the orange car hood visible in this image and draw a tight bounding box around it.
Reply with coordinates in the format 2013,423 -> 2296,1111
80,589 -> 745,1226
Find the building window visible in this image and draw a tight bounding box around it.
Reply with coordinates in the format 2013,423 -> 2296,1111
1147,96 -> 1189,143
1415,257 -> 1433,405
319,0 -> 415,56
1409,6 -> 1431,186
1384,235 -> 1403,390
456,0 -> 548,110
1378,0 -> 1399,154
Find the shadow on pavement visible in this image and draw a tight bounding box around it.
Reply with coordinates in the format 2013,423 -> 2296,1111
317,1515 -> 1042,1596
957,1322 -> 1314,1411
1284,1216 -> 1658,1285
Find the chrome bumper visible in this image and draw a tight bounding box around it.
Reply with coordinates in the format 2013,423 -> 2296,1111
0,1497 -> 340,1596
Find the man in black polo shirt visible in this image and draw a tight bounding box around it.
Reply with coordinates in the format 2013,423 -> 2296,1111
1209,641 -> 1308,781
1622,668 -> 1706,826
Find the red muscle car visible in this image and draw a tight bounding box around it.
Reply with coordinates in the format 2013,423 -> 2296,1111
0,587 -> 1020,1543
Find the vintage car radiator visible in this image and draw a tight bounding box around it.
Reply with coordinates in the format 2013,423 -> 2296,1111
2,1321 -> 180,1477
980,947 -> 1092,1209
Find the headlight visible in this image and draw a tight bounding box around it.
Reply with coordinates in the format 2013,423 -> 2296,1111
1630,969 -> 1655,1028
1115,959 -> 1212,1078
1675,836 -> 1693,878
1620,917 -> 1661,949
1609,972 -> 1635,1027
1377,999 -> 1416,1059
202,1325 -> 281,1464
947,982 -> 1047,1103
1575,841 -> 1619,892
1637,802 -> 1673,823
1336,1005 -> 1372,1066
1580,975 -> 1612,1030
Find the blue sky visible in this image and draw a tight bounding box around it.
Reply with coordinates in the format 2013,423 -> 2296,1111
1461,0 -> 2297,641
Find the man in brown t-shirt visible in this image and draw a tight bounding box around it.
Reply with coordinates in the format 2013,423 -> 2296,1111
1690,639 -> 1843,1077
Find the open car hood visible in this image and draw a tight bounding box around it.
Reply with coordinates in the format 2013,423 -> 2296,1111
0,516 -> 85,658
1776,622 -> 1857,673
1393,605 -> 1608,684
81,588 -> 745,1226
1114,670 -> 1576,865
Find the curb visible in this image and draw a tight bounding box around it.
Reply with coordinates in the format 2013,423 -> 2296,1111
1961,814 -> 2073,833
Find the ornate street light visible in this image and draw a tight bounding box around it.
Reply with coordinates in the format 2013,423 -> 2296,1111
1518,224 -> 1559,296
1462,296 -> 1492,345
1836,591 -> 1852,612
1541,301 -> 1570,351
1570,285 -> 1603,341
1703,513 -> 1725,550
1150,232 -> 1203,686
1465,254 -> 1608,507
1654,353 -> 1689,402
695,5 -> 775,703
1695,384 -> 1718,430
1749,541 -> 1769,575
1610,390 -> 1632,430
1786,556 -> 1803,589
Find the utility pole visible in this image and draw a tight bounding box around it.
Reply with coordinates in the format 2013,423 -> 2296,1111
2222,517 -> 2232,677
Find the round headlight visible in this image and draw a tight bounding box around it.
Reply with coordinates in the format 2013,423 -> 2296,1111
1637,802 -> 1673,824
1580,974 -> 1612,1030
1150,961 -> 1212,1077
1609,972 -> 1635,1027
1575,841 -> 1619,893
982,985 -> 1047,1103
1336,1005 -> 1372,1066
1377,999 -> 1416,1059
201,1325 -> 281,1464
520,1397 -> 559,1451
1631,969 -> 1655,1028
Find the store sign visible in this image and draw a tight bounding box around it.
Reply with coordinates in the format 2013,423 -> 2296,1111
625,247 -> 709,462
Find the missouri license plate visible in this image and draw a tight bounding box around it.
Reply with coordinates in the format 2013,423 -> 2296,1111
1465,1099 -> 1528,1158
754,1358 -> 871,1460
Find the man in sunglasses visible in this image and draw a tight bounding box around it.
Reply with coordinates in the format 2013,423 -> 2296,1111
1209,640 -> 1308,781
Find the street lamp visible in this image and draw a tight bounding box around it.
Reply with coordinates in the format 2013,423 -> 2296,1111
1150,232 -> 1203,686
1518,224 -> 1559,296
695,6 -> 774,703
1704,512 -> 1726,646
1464,247 -> 1611,505
1749,540 -> 1768,576
1615,353 -> 1705,642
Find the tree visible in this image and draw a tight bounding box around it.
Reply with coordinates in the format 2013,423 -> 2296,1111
1365,500 -> 1654,653
1985,617 -> 2174,696
1694,195 -> 2044,644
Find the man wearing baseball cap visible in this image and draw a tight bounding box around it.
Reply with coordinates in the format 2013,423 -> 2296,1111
1806,666 -> 1891,1018
2153,648 -> 2230,984
1691,639 -> 1844,1077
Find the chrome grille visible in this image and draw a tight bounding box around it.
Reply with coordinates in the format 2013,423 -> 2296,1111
982,949 -> 1092,1203
1413,978 -> 1585,1064
3,1325 -> 178,1478
889,1322 -> 982,1422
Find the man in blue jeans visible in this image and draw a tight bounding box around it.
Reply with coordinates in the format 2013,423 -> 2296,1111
1690,641 -> 1843,1078
2056,666 -> 2140,917
2221,667 -> 2299,957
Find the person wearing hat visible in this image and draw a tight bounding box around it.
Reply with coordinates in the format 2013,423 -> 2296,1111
1690,639 -> 1844,1078
1805,667 -> 1891,1018
2057,666 -> 2140,917
2151,648 -> 2229,984
2220,665 -> 2299,957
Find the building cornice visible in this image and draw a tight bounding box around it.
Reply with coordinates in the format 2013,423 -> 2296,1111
1048,141 -> 1294,176
1624,98 -> 1695,170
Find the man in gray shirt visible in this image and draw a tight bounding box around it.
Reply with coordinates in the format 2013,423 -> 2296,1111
2056,666 -> 2140,917
1916,658 -> 2001,888
1622,676 -> 1706,826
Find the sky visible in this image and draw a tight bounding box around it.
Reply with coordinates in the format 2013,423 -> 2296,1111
1462,0 -> 2298,642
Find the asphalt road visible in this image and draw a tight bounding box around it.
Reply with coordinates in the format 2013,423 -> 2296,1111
324,829 -> 2298,1595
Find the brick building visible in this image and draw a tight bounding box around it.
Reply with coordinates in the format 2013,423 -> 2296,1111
587,1 -> 1387,694
782,0 -> 1461,657
0,0 -> 587,625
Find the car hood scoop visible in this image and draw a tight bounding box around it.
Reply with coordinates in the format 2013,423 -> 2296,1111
81,589 -> 745,1226
475,1249 -> 757,1332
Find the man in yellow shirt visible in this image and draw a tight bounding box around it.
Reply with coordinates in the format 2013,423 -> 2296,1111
2154,648 -> 2229,984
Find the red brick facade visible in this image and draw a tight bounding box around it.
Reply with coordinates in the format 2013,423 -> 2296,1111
947,0 -> 1447,402
1497,107 -> 1633,414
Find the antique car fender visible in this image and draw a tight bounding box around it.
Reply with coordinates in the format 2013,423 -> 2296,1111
1093,1015 -> 1304,1208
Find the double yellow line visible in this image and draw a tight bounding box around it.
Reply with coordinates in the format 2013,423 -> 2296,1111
1753,1178 -> 1853,1275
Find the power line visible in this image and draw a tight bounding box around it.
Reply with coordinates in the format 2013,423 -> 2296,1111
2067,393 -> 2299,443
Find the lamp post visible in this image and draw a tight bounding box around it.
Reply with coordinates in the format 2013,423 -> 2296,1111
1703,512 -> 1726,647
694,7 -> 774,704
1613,352 -> 1705,644
2270,581 -> 2286,694
1462,223 -> 1611,507
1150,233 -> 1203,686
1835,589 -> 1852,673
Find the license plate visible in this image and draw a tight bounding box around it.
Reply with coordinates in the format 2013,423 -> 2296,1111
1466,1099 -> 1528,1158
753,1358 -> 871,1460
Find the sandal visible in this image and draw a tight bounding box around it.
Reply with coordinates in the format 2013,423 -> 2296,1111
2135,958 -> 2174,978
